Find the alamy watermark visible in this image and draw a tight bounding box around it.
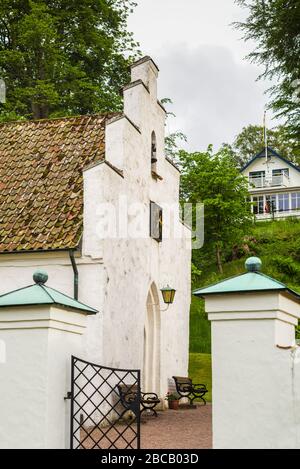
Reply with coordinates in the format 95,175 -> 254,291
92,196 -> 204,250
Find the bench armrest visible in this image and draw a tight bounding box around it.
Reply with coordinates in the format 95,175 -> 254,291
141,392 -> 159,400
121,391 -> 138,404
177,384 -> 191,393
192,383 -> 207,391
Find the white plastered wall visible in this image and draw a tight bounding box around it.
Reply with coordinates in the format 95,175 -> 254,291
0,305 -> 87,448
82,57 -> 191,400
206,291 -> 300,449
0,57 -> 191,402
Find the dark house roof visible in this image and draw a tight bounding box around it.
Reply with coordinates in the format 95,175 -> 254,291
0,113 -> 119,253
241,147 -> 300,173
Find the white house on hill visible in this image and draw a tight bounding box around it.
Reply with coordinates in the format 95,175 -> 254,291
241,147 -> 300,220
0,56 -> 191,406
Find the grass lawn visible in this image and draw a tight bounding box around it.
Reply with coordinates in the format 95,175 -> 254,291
190,219 -> 300,358
188,353 -> 212,403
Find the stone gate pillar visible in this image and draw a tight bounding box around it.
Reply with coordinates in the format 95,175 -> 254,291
194,257 -> 300,449
0,270 -> 97,449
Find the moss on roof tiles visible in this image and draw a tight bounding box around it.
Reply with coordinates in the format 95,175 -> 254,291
0,113 -> 120,252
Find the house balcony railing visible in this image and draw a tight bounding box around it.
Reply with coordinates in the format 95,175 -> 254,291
249,174 -> 290,189
255,208 -> 300,221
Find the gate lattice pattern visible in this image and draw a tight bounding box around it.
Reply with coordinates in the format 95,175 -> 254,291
70,356 -> 141,449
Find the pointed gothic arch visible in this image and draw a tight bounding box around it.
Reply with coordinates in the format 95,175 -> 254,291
143,282 -> 161,395
151,131 -> 157,172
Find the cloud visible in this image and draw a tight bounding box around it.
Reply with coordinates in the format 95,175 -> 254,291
155,43 -> 273,151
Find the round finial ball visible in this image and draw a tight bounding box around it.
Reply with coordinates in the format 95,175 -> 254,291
245,257 -> 262,272
33,269 -> 48,284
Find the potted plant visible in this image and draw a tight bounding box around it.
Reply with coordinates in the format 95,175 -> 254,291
165,392 -> 180,410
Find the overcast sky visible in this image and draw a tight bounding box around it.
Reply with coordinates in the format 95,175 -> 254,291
128,0 -> 278,152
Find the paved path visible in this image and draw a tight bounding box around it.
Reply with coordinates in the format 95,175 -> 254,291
141,404 -> 212,449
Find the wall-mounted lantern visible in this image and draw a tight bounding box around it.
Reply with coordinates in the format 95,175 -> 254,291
149,285 -> 176,312
160,285 -> 176,307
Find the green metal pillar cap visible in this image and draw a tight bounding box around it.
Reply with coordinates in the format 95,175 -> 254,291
0,270 -> 98,314
193,256 -> 300,301
33,270 -> 48,284
245,257 -> 262,272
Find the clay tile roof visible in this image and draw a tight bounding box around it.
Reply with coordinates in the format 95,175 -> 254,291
0,113 -> 120,253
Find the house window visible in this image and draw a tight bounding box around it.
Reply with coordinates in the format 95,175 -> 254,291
272,168 -> 289,177
150,201 -> 162,242
291,192 -> 300,210
265,195 -> 277,213
278,193 -> 289,212
252,195 -> 264,214
151,131 -> 157,172
272,168 -> 289,186
249,171 -> 265,188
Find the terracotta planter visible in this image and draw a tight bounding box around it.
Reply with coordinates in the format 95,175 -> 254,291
168,399 -> 179,410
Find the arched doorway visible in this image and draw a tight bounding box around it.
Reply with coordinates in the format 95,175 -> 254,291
143,283 -> 161,395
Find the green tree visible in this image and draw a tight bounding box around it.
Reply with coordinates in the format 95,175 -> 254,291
225,124 -> 300,167
161,98 -> 187,160
235,0 -> 300,147
179,146 -> 252,273
0,0 -> 139,120
165,130 -> 187,160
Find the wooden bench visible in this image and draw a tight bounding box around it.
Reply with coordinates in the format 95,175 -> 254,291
172,376 -> 208,406
117,384 -> 160,417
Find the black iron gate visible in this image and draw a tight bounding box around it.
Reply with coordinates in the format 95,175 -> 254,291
70,356 -> 141,449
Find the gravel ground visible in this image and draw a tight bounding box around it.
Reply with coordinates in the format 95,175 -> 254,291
141,404 -> 212,449
80,404 -> 212,449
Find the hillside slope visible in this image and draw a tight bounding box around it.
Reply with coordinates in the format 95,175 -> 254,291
190,218 -> 300,353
